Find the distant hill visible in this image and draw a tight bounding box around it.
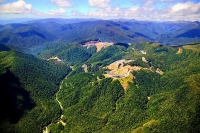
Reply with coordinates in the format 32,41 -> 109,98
0,20 -> 200,52
25,18 -> 99,24
0,44 -> 10,51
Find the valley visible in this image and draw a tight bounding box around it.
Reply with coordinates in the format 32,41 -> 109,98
0,19 -> 200,133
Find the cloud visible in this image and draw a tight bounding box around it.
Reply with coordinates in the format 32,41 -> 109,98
49,8 -> 66,15
143,0 -> 154,7
81,7 -> 145,19
142,0 -> 175,7
171,2 -> 192,12
51,0 -> 72,7
130,6 -> 139,12
156,1 -> 200,21
0,0 -> 5,2
74,1 -> 200,21
89,0 -> 111,8
165,1 -> 200,20
0,0 -> 32,14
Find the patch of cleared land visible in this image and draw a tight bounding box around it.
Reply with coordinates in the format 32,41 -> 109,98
95,42 -> 114,52
105,59 -> 141,78
142,57 -> 148,63
82,40 -> 114,52
117,74 -> 134,92
176,47 -> 183,54
43,127 -> 49,133
104,59 -> 141,90
48,56 -> 64,63
82,64 -> 88,73
156,68 -> 164,75
104,55 -> 164,90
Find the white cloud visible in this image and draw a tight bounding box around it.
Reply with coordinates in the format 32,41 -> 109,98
83,3 -> 158,20
0,0 -> 32,14
89,0 -> 111,8
164,1 -> 200,20
74,1 -> 200,21
130,6 -> 139,12
49,8 -> 66,15
143,0 -> 154,7
0,0 -> 200,21
51,0 -> 72,7
155,1 -> 200,21
171,2 -> 192,13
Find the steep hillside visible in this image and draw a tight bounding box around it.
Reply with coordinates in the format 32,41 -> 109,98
45,42 -> 200,133
0,50 -> 71,133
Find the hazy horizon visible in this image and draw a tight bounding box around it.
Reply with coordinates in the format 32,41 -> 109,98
0,0 -> 200,21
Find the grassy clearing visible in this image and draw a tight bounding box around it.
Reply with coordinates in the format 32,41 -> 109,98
183,43 -> 200,52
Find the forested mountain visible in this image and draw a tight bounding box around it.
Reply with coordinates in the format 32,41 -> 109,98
34,43 -> 96,65
47,42 -> 200,133
0,41 -> 200,132
0,23 -> 55,51
0,49 -> 71,133
0,20 -> 200,52
0,19 -> 200,133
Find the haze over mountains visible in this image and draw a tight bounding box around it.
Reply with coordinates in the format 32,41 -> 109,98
0,19 -> 200,52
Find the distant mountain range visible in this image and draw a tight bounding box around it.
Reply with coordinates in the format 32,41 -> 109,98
0,19 -> 200,51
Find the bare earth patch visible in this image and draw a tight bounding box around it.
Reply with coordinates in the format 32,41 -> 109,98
104,59 -> 141,90
176,47 -> 182,54
82,64 -> 88,73
95,42 -> 114,52
48,56 -> 64,63
156,68 -> 164,75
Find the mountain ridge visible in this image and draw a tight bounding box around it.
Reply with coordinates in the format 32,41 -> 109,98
0,19 -> 200,52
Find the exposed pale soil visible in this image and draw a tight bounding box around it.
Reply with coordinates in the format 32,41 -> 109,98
82,64 -> 88,73
95,42 -> 114,52
176,47 -> 183,54
48,56 -> 64,63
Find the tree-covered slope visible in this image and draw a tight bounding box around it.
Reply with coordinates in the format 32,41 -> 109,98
35,43 -> 96,65
0,50 -> 71,133
46,42 -> 200,133
0,42 -> 200,133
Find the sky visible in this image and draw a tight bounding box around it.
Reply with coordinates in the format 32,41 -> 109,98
0,0 -> 200,21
